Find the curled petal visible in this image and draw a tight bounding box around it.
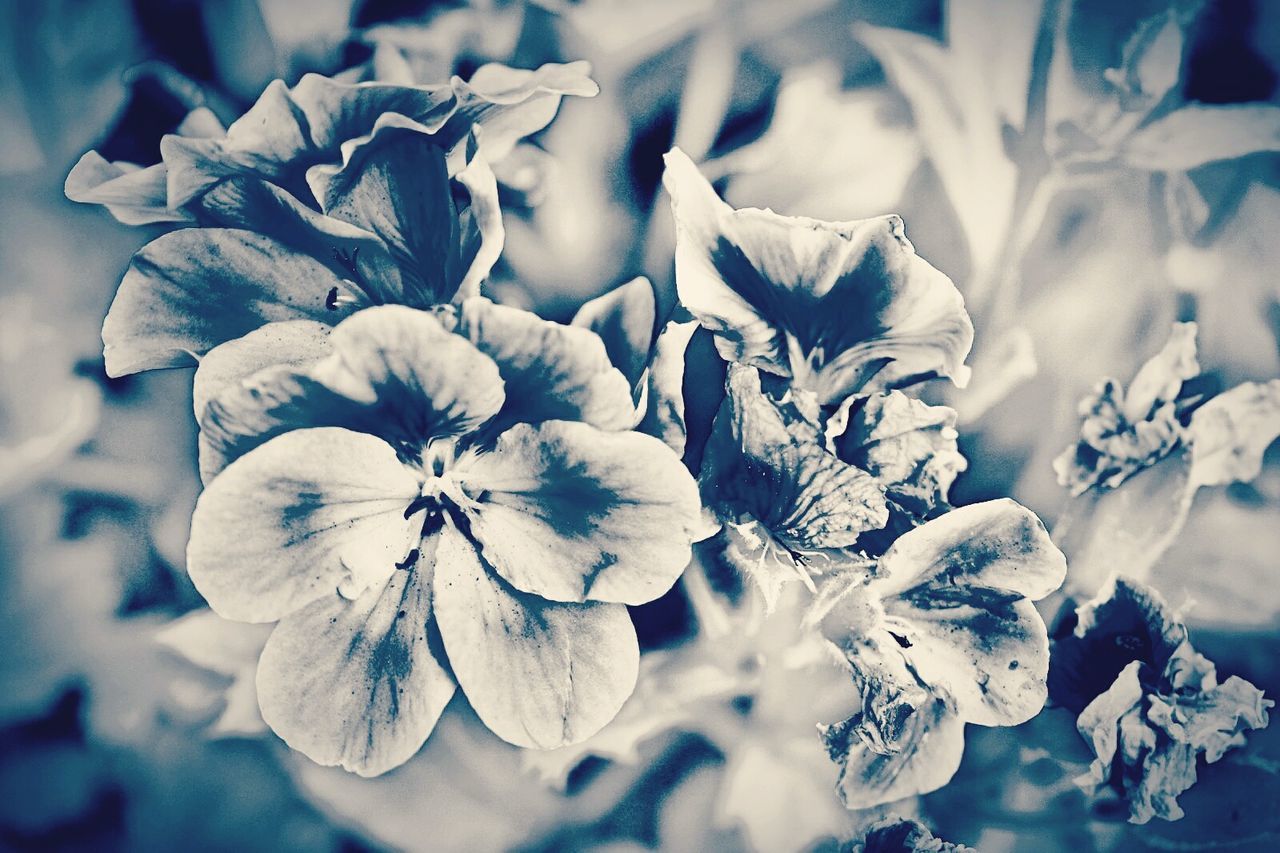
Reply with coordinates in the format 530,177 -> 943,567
822,696 -> 966,809
663,147 -> 972,403
570,276 -> 658,388
103,229 -> 361,376
187,428 -> 421,622
432,521 -> 638,749
257,567 -> 455,776
635,318 -> 700,454
702,365 -> 888,552
458,298 -> 635,431
199,307 -> 504,478
64,152 -> 182,225
445,61 -> 600,164
873,499 -> 1066,602
836,391 -> 966,517
457,420 -> 701,605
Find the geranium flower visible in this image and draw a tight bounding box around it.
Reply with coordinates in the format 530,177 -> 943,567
184,304 -> 702,775
662,148 -> 973,408
1054,322 -> 1202,495
66,61 -> 597,377
1052,576 -> 1271,823
812,499 -> 1067,808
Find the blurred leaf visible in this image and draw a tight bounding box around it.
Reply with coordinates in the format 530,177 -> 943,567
1120,104 -> 1280,171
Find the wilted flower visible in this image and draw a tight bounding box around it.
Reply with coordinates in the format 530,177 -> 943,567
66,61 -> 598,377
813,500 -> 1067,808
848,817 -> 974,853
185,304 -> 702,774
1054,322 -> 1201,495
662,147 -> 973,408
1053,575 -> 1271,823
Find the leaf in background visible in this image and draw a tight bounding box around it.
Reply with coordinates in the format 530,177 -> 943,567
1120,104 -> 1280,172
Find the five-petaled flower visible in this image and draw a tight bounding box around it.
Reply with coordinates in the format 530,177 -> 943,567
811,499 -> 1067,808
66,62 -> 598,377
186,304 -> 702,775
1051,575 -> 1271,823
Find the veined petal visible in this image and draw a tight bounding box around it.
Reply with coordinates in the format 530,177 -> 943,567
822,696 -> 966,809
456,420 -> 701,605
883,594 -> 1051,726
306,117 -> 465,306
256,567 -> 455,777
64,152 -> 183,225
199,306 -> 505,478
663,147 -> 972,403
187,428 -> 421,623
193,320 -> 334,419
872,499 -> 1067,602
458,298 -> 635,431
102,228 -> 362,376
432,521 -> 638,749
835,391 -> 966,517
701,365 -> 887,551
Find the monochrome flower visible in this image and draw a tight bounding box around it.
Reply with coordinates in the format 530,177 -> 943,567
813,500 -> 1067,808
662,147 -> 973,408
1054,576 -> 1271,823
185,304 -> 702,774
66,62 -> 597,377
1054,322 -> 1201,495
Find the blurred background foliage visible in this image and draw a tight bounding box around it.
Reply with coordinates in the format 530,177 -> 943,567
1,0 -> 1279,849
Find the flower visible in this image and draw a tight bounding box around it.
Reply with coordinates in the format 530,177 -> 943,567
1054,322 -> 1202,495
66,61 -> 598,377
850,817 -> 974,852
812,499 -> 1067,808
185,304 -> 703,775
1054,576 -> 1271,823
662,147 -> 973,408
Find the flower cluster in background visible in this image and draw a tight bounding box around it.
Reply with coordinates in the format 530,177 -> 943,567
2,0 -> 1280,850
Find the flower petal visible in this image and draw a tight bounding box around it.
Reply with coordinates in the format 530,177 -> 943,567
822,696 -> 966,809
635,318 -> 700,455
1187,378 -> 1280,490
193,320 -> 334,419
432,521 -> 638,749
873,499 -> 1067,602
187,428 -> 421,623
257,567 -> 455,776
199,306 -> 505,479
456,420 -> 701,605
663,147 -> 972,403
883,593 -> 1052,726
701,365 -> 887,551
64,152 -> 182,225
306,116 -> 472,306
835,391 -> 966,517
458,298 -> 635,431
103,228 -> 360,376
570,276 -> 657,388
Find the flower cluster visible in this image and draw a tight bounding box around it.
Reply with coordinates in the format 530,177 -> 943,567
552,147 -> 1067,818
69,60 -> 712,776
